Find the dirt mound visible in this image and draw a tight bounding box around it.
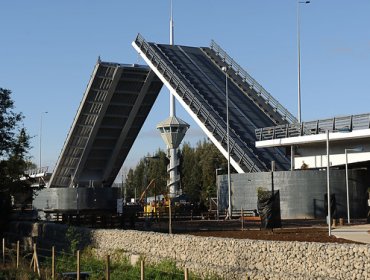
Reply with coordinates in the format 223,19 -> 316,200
187,227 -> 357,243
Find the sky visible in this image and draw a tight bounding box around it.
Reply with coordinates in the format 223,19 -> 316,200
1,1 -> 370,176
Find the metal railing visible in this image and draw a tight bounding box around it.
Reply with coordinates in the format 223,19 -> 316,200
24,167 -> 49,177
255,113 -> 370,141
210,40 -> 297,124
135,34 -> 264,172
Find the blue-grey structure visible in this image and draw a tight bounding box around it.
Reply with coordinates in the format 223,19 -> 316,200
218,169 -> 370,219
33,187 -> 119,213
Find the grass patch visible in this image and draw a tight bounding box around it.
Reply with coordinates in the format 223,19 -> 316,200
1,246 -> 223,279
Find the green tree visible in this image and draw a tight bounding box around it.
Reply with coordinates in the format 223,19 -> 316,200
0,88 -> 23,158
126,139 -> 229,207
126,150 -> 169,202
124,168 -> 136,201
180,142 -> 202,202
0,88 -> 31,231
145,149 -> 168,197
1,128 -> 31,191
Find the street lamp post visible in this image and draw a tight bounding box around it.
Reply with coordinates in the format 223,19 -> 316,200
39,111 -> 48,170
297,0 -> 310,123
345,147 -> 363,224
121,170 -> 126,205
215,168 -> 223,220
222,66 -> 232,220
326,130 -> 331,236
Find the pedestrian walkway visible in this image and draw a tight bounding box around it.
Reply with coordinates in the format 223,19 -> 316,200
332,224 -> 370,244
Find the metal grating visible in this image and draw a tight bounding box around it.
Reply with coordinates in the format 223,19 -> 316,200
133,34 -> 291,172
207,40 -> 297,124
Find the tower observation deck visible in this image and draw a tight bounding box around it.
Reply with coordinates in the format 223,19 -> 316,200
133,34 -> 295,173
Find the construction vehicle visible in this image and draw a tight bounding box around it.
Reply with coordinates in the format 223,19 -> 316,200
139,179 -> 169,216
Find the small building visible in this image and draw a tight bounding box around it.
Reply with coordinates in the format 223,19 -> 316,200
218,113 -> 370,219
218,169 -> 369,219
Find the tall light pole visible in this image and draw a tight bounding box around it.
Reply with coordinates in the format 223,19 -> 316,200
121,167 -> 127,204
222,66 -> 232,220
297,0 -> 310,123
39,111 -> 48,170
215,168 -> 223,220
345,147 -> 363,224
326,130 -> 331,236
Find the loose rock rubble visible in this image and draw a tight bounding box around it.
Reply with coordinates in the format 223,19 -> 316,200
7,222 -> 370,279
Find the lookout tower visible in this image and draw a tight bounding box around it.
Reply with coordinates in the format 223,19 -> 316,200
157,115 -> 189,197
156,0 -> 189,198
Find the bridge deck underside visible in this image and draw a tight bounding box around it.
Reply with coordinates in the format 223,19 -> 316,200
50,62 -> 163,188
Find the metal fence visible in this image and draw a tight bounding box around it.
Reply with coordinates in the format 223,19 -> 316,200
255,113 -> 370,141
210,40 -> 297,124
0,237 -> 203,280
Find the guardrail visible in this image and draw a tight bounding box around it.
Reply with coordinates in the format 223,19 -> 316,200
210,40 -> 297,124
23,167 -> 49,177
255,113 -> 370,141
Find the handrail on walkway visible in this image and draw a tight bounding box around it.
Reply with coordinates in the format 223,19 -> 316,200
255,113 -> 370,141
210,40 -> 297,124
